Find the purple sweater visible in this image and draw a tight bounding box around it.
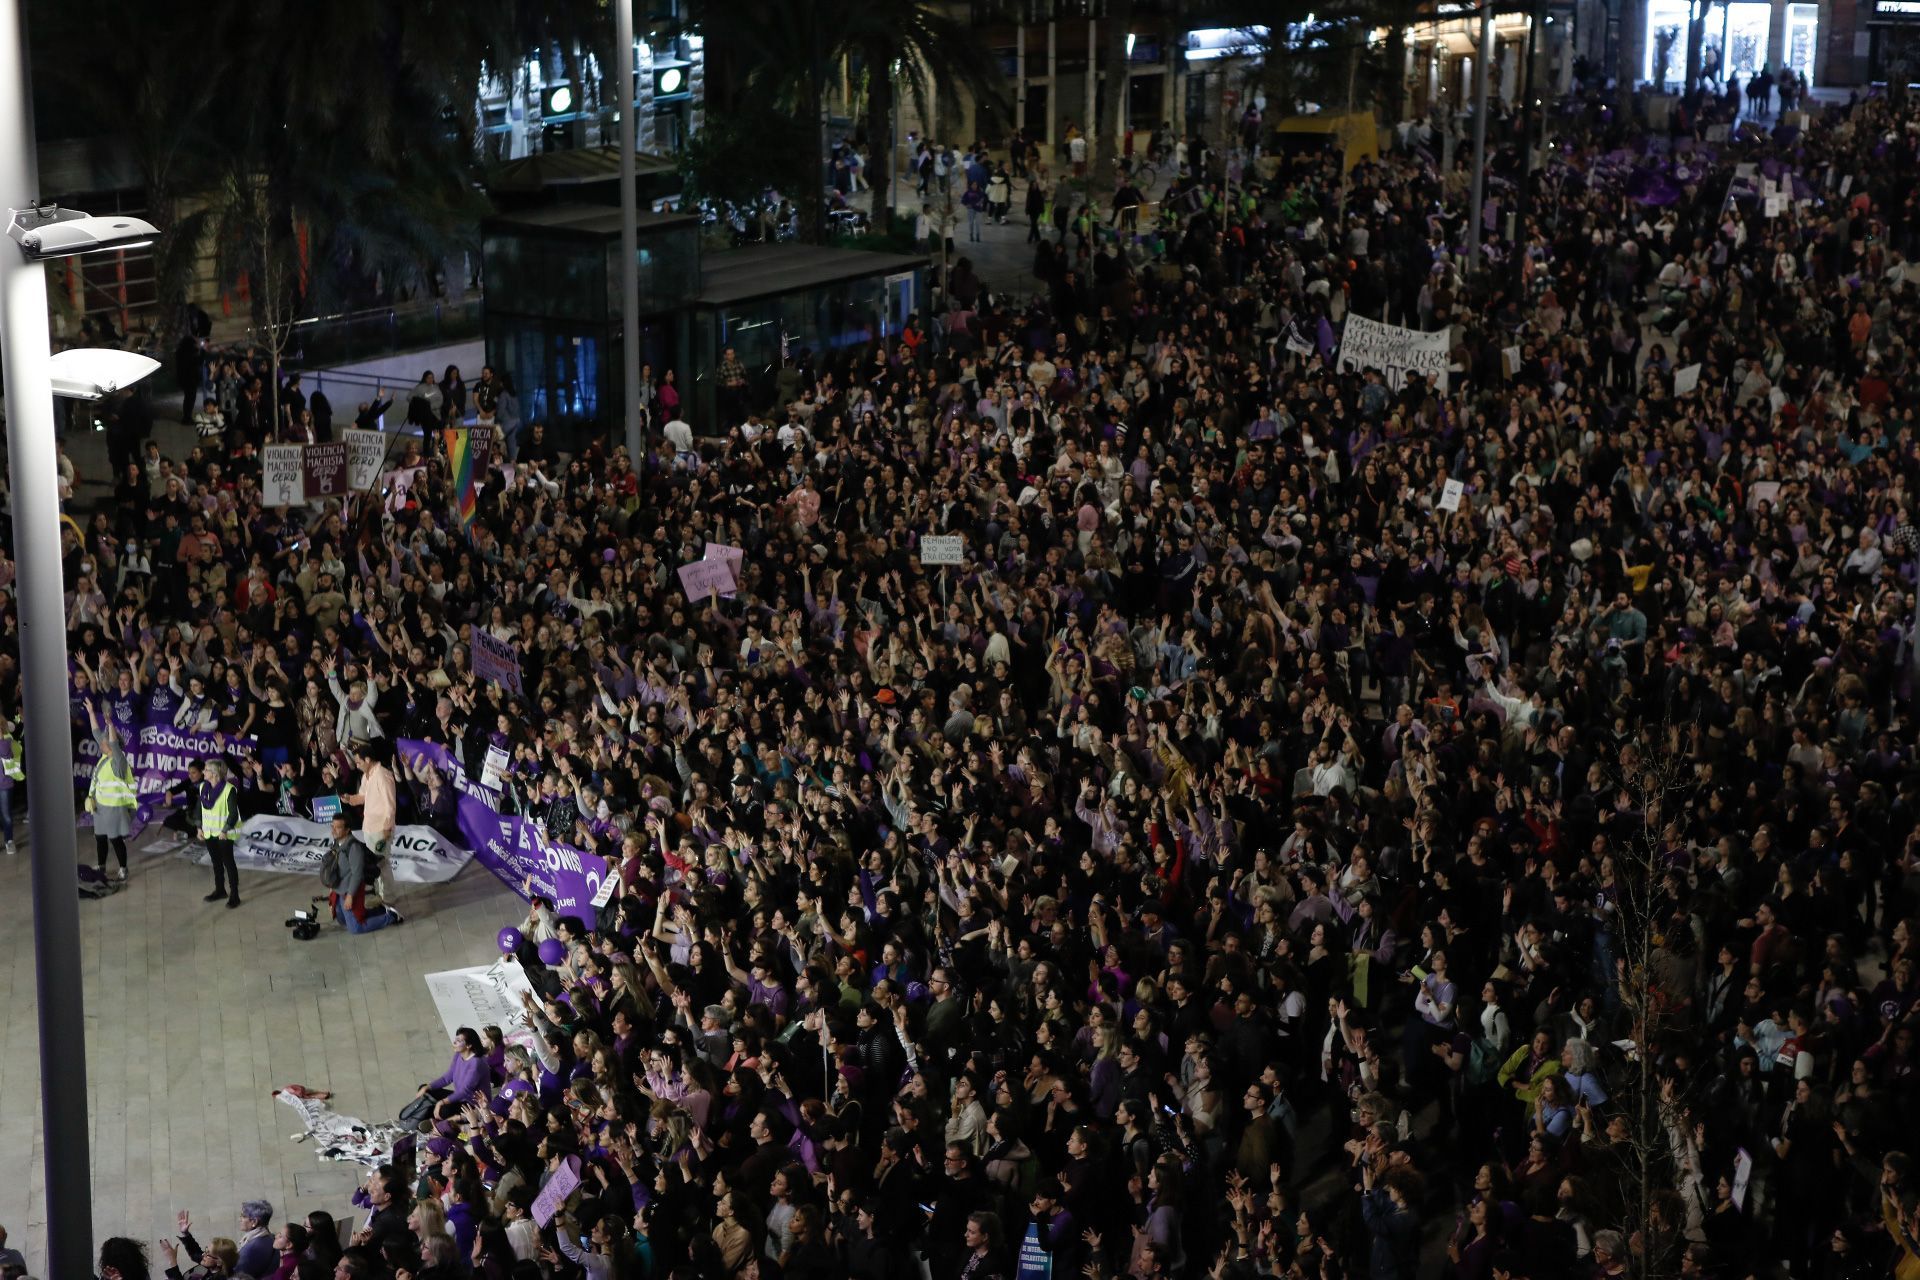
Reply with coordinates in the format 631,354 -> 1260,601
429,1052 -> 490,1103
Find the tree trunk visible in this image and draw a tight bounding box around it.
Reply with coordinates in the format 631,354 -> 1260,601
866,57 -> 895,231
1092,0 -> 1134,181
1385,26 -> 1407,123
1618,0 -> 1644,109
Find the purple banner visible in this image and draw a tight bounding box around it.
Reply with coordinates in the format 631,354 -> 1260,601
395,738 -> 603,924
75,723 -> 258,832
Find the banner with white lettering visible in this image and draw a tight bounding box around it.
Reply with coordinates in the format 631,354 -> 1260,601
1336,314 -> 1451,392
178,814 -> 472,884
75,724 -> 257,832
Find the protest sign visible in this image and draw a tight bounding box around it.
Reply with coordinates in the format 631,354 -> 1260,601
701,541 -> 744,598
344,428 -> 388,491
1336,314 -> 1451,392
1764,194 -> 1785,218
75,723 -> 257,833
920,535 -> 965,565
677,557 -> 737,600
532,1155 -> 581,1226
702,541 -> 745,576
263,445 -> 304,507
393,738 -> 605,923
424,960 -> 536,1047
1438,479 -> 1466,512
303,441 -> 349,501
471,629 -> 524,695
311,795 -> 342,823
1284,332 -> 1313,357
178,815 -> 472,884
1673,363 -> 1703,395
1501,346 -> 1522,378
383,466 -> 424,513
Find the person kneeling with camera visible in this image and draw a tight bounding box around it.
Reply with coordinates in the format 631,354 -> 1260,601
316,814 -> 404,934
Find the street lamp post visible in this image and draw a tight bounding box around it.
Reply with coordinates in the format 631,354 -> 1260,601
0,0 -> 93,1268
0,3 -> 162,1274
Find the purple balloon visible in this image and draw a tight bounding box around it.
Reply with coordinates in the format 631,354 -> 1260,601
537,938 -> 566,966
497,926 -> 524,955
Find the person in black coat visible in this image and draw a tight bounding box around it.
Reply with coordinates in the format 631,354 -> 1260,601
173,334 -> 204,423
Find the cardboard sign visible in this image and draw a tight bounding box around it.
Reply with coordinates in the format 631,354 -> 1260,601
344,428 -> 388,491
1764,194 -> 1785,218
1438,479 -> 1465,512
677,557 -> 737,600
263,445 -> 304,508
531,1154 -> 581,1226
472,630 -> 524,695
1673,363 -> 1703,396
920,534 -> 965,565
702,542 -> 744,597
591,871 -> 619,908
1502,346 -> 1522,378
303,440 -> 349,501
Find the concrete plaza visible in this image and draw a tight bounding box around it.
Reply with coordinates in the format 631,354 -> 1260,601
0,822 -> 521,1276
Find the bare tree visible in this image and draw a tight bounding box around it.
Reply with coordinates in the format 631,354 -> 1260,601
1582,721 -> 1702,1280
215,171 -> 302,440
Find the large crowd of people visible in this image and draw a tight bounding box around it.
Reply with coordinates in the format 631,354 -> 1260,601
7,64 -> 1920,1280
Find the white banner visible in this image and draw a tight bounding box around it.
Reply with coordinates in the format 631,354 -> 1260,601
1337,314 -> 1451,392
344,428 -> 388,491
263,445 -> 305,507
177,815 -> 473,884
424,960 -> 537,1047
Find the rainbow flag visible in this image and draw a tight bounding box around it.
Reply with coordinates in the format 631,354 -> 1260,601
442,428 -> 481,530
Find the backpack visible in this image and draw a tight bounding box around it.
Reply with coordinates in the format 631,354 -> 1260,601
319,847 -> 344,889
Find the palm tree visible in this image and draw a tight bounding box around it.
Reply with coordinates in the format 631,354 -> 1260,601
677,0 -> 1004,237
843,0 -> 1005,229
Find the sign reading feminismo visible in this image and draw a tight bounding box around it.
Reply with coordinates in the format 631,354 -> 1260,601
1336,314 -> 1452,392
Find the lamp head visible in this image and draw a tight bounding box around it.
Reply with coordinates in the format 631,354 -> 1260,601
46,348 -> 161,401
8,205 -> 159,261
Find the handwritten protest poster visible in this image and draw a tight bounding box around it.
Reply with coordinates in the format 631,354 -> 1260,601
263,446 -> 304,507
1336,314 -> 1451,392
1673,363 -> 1702,396
471,630 -> 524,695
303,441 -> 349,501
701,542 -> 744,597
344,428 -> 387,491
532,1154 -> 581,1226
920,535 -> 965,565
677,557 -> 737,600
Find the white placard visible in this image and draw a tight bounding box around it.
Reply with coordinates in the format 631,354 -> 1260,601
1840,174 -> 1854,197
1764,194 -> 1785,218
344,428 -> 388,491
1336,313 -> 1451,392
1502,346 -> 1522,377
263,445 -> 304,508
1438,479 -> 1466,512
424,960 -> 536,1047
1285,333 -> 1313,356
1673,363 -> 1703,396
920,534 -> 965,565
1732,1148 -> 1752,1209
